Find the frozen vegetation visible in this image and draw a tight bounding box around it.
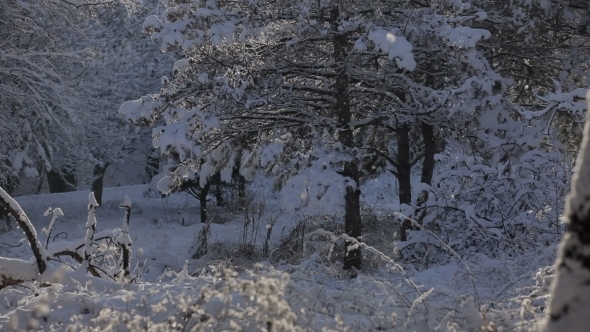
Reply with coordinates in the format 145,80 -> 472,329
0,178 -> 562,331
1,0 -> 590,330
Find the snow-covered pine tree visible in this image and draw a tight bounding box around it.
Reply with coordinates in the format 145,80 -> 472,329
395,0 -> 589,255
121,0 -> 427,270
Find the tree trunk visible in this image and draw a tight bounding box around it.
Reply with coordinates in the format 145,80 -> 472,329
415,123 -> 437,225
200,180 -> 211,223
543,115 -> 590,331
145,148 -> 160,183
233,165 -> 246,202
343,163 -> 362,270
47,167 -> 77,193
91,163 -> 110,206
418,123 -> 436,198
397,124 -> 412,242
332,5 -> 362,271
0,179 -> 16,228
214,184 -> 224,206
36,168 -> 45,194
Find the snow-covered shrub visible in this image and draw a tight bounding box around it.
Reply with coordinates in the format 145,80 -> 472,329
271,215 -> 343,266
241,191 -> 266,247
400,145 -> 569,261
0,187 -> 137,289
2,263 -> 304,332
192,219 -> 211,259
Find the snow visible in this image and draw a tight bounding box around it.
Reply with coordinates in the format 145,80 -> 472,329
220,164 -> 234,183
366,28 -> 416,70
41,207 -> 63,243
198,161 -> 217,188
120,195 -> 132,209
118,95 -> 161,125
438,25 -> 491,49
156,174 -> 174,194
281,158 -> 350,216
0,179 -> 561,331
0,186 -> 49,265
173,58 -> 190,74
259,140 -> 284,167
354,37 -> 367,51
208,21 -> 235,45
2,0 -> 586,329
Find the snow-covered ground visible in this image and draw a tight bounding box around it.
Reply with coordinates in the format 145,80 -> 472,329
0,178 -> 557,331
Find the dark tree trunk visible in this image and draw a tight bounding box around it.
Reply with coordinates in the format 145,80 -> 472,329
91,163 -> 110,206
234,165 -> 246,201
397,124 -> 413,242
214,184 -> 224,206
200,180 -> 211,223
0,179 -> 16,227
343,163 -> 362,270
418,123 -> 436,203
47,167 -> 77,193
415,123 -> 437,225
332,6 -> 362,271
145,148 -> 160,183
36,168 -> 45,194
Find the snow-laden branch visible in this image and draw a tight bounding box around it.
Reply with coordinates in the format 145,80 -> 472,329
0,186 -> 48,274
0,257 -> 38,290
42,207 -> 64,249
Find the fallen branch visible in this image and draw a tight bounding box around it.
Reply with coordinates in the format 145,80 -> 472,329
0,256 -> 38,290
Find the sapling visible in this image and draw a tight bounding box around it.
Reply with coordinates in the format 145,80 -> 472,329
42,207 -> 64,249
116,196 -> 133,282
83,192 -> 99,271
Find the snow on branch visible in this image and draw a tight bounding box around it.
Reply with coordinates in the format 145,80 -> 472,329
0,186 -> 48,274
0,187 -> 140,289
42,207 -> 64,249
84,192 -> 98,269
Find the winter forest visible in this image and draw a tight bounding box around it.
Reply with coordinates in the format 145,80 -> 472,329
1,0 -> 590,330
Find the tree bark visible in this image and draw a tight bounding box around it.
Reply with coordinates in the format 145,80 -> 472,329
214,184 -> 224,206
415,123 -> 437,225
332,5 -> 362,271
47,167 -> 77,193
235,166 -> 246,201
200,180 -> 211,223
36,167 -> 45,194
418,123 -> 436,199
397,124 -> 413,242
91,162 -> 110,206
0,179 -> 16,227
0,186 -> 48,274
543,113 -> 590,331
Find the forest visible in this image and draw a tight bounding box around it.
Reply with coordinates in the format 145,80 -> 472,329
0,0 -> 589,330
